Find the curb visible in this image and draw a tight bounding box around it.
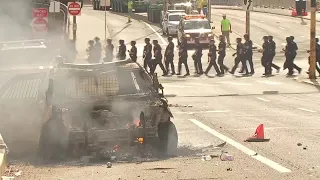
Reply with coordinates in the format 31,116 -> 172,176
0,134 -> 7,178
212,6 -> 320,22
294,77 -> 320,86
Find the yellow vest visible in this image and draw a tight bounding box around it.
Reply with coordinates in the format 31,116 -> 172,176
128,1 -> 133,9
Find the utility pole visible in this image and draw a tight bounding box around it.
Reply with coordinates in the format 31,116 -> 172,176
208,0 -> 211,22
309,0 -> 317,79
104,0 -> 107,41
73,15 -> 77,40
245,0 -> 252,39
163,0 -> 168,13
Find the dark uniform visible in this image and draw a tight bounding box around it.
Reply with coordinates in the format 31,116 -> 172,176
217,35 -> 229,74
177,37 -> 190,76
230,38 -> 244,74
164,36 -> 175,75
150,40 -> 167,76
268,36 -> 280,73
86,40 -> 96,63
283,37 -> 296,75
143,38 -> 152,72
307,38 -> 320,75
261,36 -> 271,75
204,39 -> 221,75
129,41 -> 137,62
117,40 -> 126,60
192,38 -> 203,74
104,39 -> 114,62
93,37 -> 102,62
290,36 -> 302,73
242,34 -> 253,74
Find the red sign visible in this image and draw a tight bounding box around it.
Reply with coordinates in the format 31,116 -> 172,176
68,2 -> 81,16
33,8 -> 48,18
32,18 -> 48,32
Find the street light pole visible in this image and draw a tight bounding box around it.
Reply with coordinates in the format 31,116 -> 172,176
208,0 -> 211,22
105,0 -> 107,41
245,0 -> 252,39
309,0 -> 317,79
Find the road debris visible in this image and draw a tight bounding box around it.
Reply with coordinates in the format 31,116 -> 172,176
297,143 -> 302,146
220,153 -> 234,161
227,168 -> 232,171
303,146 -> 308,150
201,155 -> 212,161
14,170 -> 22,177
107,162 -> 112,168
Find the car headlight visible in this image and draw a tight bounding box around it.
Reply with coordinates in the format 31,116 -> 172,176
185,34 -> 190,38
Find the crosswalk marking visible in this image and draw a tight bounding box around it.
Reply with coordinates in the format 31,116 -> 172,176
217,81 -> 252,86
256,80 -> 282,85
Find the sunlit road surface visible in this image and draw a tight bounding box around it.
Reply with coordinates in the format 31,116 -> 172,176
9,6 -> 320,180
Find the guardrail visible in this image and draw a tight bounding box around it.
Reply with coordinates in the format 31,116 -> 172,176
0,134 -> 8,178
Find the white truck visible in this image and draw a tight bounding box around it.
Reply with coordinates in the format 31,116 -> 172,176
162,12 -> 186,36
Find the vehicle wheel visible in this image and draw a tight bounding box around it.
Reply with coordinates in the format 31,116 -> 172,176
38,117 -> 69,160
158,120 -> 178,157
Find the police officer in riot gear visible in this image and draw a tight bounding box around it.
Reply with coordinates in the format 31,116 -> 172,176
165,36 -> 175,75
242,34 -> 254,74
192,37 -> 203,74
307,38 -> 320,75
268,35 -> 280,73
230,38 -> 244,74
93,37 -> 102,62
86,40 -> 95,63
289,36 -> 302,74
128,41 -> 137,62
143,38 -> 152,72
104,38 -> 114,62
283,37 -> 295,75
150,40 -> 167,76
204,39 -> 221,76
177,37 -> 190,76
117,40 -> 126,60
217,35 -> 229,74
260,36 -> 271,75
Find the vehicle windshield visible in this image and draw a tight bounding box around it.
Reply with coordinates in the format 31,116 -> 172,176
169,14 -> 182,21
52,66 -> 153,100
183,20 -> 210,30
0,48 -> 54,68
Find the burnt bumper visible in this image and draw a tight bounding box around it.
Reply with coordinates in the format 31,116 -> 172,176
69,126 -> 157,145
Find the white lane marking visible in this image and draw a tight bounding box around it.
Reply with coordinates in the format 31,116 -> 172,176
297,108 -> 316,113
144,22 -> 168,45
189,119 -> 292,173
279,27 -> 285,30
257,97 -> 270,102
218,81 -> 252,86
163,84 -> 192,88
256,80 -> 282,85
187,83 -> 219,87
173,110 -> 229,114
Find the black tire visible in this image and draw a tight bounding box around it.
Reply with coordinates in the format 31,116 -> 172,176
38,118 -> 69,160
158,120 -> 178,157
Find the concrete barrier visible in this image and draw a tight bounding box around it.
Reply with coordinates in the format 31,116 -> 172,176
0,134 -> 7,178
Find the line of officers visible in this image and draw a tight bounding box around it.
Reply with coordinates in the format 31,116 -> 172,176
86,35 -> 320,77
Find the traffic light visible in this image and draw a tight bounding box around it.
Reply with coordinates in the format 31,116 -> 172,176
296,0 -> 307,16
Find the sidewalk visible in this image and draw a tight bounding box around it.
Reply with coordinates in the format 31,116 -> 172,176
212,5 -> 320,22
294,76 -> 320,87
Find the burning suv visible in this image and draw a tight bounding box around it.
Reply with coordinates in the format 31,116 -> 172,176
38,60 -> 178,159
177,15 -> 215,46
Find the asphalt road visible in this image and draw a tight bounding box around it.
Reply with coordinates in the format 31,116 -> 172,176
9,7 -> 320,180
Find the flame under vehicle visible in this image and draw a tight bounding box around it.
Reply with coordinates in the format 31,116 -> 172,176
38,60 -> 178,159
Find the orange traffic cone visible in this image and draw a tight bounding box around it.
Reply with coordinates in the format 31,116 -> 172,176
245,124 -> 270,142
